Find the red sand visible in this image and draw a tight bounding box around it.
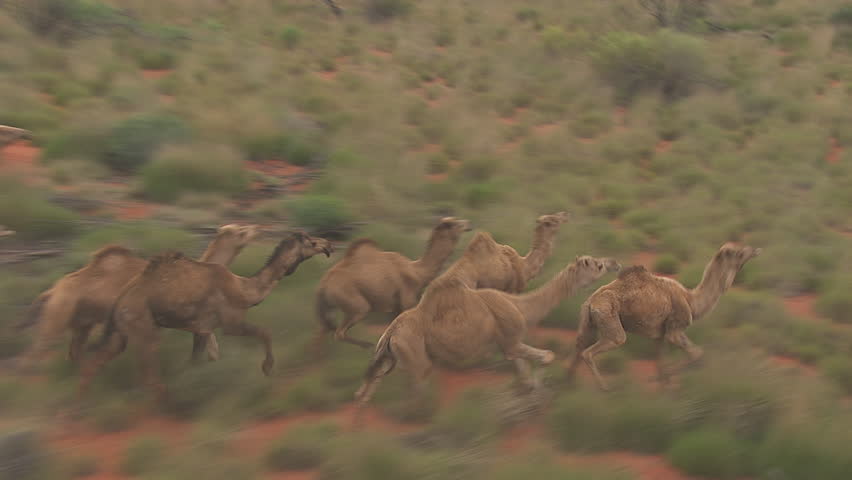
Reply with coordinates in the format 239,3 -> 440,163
557,451 -> 709,480
770,355 -> 818,376
317,70 -> 338,81
426,172 -> 449,182
141,69 -> 173,80
827,137 -> 843,164
529,326 -> 576,346
369,48 -> 392,58
533,123 -> 559,136
655,140 -> 673,154
113,202 -> 156,221
436,368 -> 510,406
264,472 -> 319,480
782,294 -> 819,320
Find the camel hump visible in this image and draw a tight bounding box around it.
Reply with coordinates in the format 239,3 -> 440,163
464,231 -> 498,255
344,238 -> 380,258
617,265 -> 649,280
90,244 -> 135,262
144,251 -> 188,273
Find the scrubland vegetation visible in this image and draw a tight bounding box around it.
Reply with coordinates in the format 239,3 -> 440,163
2,0 -> 852,478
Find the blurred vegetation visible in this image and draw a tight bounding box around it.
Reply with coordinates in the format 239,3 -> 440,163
2,0 -> 852,479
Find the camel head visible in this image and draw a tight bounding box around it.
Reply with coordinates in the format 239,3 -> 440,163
713,243 -> 762,271
292,230 -> 334,258
535,211 -> 570,233
435,216 -> 472,238
573,255 -> 622,285
0,125 -> 32,144
217,223 -> 262,245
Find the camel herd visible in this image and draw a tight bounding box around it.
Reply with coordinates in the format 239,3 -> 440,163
10,212 -> 761,418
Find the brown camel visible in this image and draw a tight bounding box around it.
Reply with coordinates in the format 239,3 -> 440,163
427,211 -> 572,295
354,255 -> 621,410
567,243 -> 762,391
17,224 -> 261,371
314,217 -> 472,349
0,125 -> 32,145
78,231 -> 333,398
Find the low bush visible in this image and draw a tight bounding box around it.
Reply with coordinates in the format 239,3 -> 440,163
265,422 -> 338,471
65,456 -> 98,478
0,178 -> 78,240
492,457 -> 631,480
287,194 -> 352,232
816,275 -> 852,324
141,144 -> 248,202
70,223 -> 196,261
121,435 -> 165,476
366,0 -> 412,21
666,428 -> 748,478
831,5 -> 852,25
572,111 -> 612,139
654,254 -> 680,275
431,389 -> 499,446
241,133 -> 324,166
0,430 -> 51,480
135,49 -> 178,70
821,355 -> 852,394
279,26 -> 303,48
101,113 -> 191,172
92,399 -> 135,433
754,423 -> 852,480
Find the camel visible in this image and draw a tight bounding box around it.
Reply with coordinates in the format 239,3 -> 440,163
0,125 -> 32,145
17,224 -> 261,371
421,211 -> 572,295
353,255 -> 622,410
567,242 -> 762,391
314,217 -> 472,349
0,226 -> 13,237
78,231 -> 334,398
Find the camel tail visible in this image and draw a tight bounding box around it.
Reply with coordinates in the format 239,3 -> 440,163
354,327 -> 397,405
17,292 -> 50,330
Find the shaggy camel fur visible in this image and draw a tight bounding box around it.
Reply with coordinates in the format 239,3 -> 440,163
354,255 -> 621,409
78,231 -> 333,397
0,125 -> 32,145
567,243 -> 761,391
314,217 -> 472,349
17,224 -> 260,371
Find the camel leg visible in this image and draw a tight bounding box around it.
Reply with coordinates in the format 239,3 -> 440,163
223,322 -> 274,376
206,333 -> 220,361
138,329 -> 167,401
190,333 -> 217,364
77,331 -> 127,398
664,330 -> 704,374
507,343 -> 554,391
652,338 -> 671,384
581,308 -> 627,392
335,311 -> 373,349
566,332 -> 596,379
67,325 -> 93,364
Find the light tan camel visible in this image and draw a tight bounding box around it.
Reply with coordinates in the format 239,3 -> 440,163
17,224 -> 261,371
567,243 -> 762,391
314,217 -> 472,349
0,226 -> 13,237
0,125 -> 32,145
354,255 -> 621,410
78,231 -> 333,398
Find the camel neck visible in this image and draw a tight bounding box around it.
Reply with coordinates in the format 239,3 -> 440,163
512,265 -> 580,326
522,226 -> 556,283
413,232 -> 457,283
689,257 -> 736,319
240,247 -> 304,306
199,238 -> 242,266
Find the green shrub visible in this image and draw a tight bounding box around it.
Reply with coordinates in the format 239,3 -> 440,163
0,178 -> 78,239
492,458 -> 630,480
654,254 -> 679,274
431,389 -> 499,446
101,113 -> 190,172
591,31 -> 706,102
464,181 -> 505,208
816,276 -> 852,324
11,0 -> 121,39
667,428 -> 748,478
0,430 -> 51,480
821,356 -> 852,394
41,128 -> 107,161
135,49 -> 177,70
754,424 -> 852,480
92,399 -> 134,433
541,25 -> 570,54
265,422 -> 338,471
287,194 -> 352,232
51,81 -> 89,106
241,133 -> 323,165
572,111 -> 611,138
141,144 -> 248,202
279,26 -> 303,48
121,436 -> 165,476
549,390 -> 615,452
65,456 -> 98,478
71,223 -> 195,260
831,5 -> 852,25
366,0 -> 412,21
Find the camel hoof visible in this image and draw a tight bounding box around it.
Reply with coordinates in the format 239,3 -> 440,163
262,359 -> 274,376
541,351 -> 555,365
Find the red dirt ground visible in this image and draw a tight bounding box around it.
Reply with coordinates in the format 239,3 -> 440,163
141,69 -> 173,80
369,48 -> 392,58
769,355 -> 818,376
557,451 -> 713,480
826,137 -> 843,164
436,368 -> 511,406
529,326 -> 576,347
533,123 -> 559,136
113,202 -> 156,221
655,140 -> 673,154
316,69 -> 338,81
782,293 -> 819,320
264,471 -> 318,480
46,416 -> 190,476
